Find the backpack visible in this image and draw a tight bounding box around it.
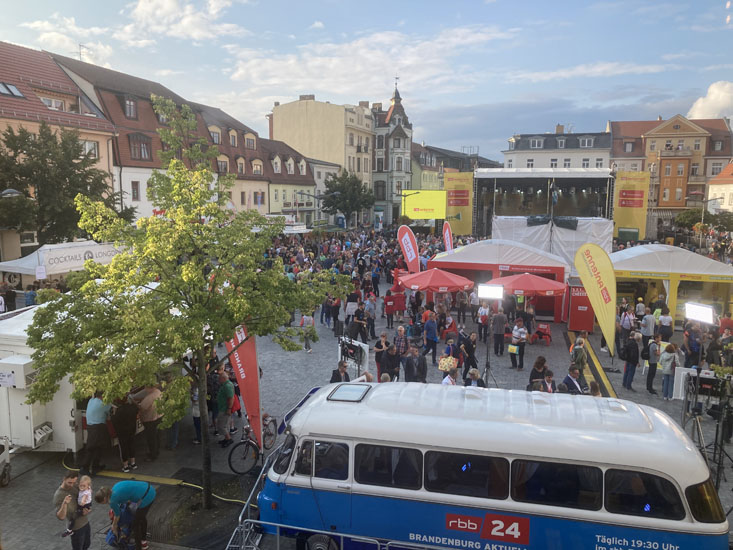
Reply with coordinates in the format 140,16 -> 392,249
618,342 -> 627,361
641,341 -> 650,361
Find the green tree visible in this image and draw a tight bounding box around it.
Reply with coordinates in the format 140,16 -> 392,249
25,97 -> 349,508
713,211 -> 733,232
674,208 -> 714,230
0,122 -> 135,244
321,171 -> 375,227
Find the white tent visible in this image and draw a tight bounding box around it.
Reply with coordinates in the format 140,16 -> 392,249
610,244 -> 733,277
0,241 -> 120,277
429,239 -> 570,275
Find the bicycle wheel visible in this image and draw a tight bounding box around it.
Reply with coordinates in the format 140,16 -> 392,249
263,417 -> 277,450
228,440 -> 260,475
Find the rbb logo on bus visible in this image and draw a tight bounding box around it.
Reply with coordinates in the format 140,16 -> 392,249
446,513 -> 530,546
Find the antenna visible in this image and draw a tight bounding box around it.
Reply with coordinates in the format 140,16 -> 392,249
394,75 -> 399,89
78,44 -> 91,61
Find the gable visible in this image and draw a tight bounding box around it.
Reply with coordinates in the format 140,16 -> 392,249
645,115 -> 710,137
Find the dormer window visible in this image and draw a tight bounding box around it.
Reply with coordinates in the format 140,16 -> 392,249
211,131 -> 220,144
238,160 -> 245,175
273,157 -> 281,173
230,132 -> 237,147
286,159 -> 294,174
299,161 -> 306,175
41,97 -> 65,111
529,138 -> 543,149
508,140 -> 515,150
557,138 -> 566,149
714,141 -> 723,151
579,137 -> 594,148
252,160 -> 263,175
624,142 -> 633,153
129,134 -> 152,160
0,83 -> 24,97
124,98 -> 137,119
245,133 -> 256,149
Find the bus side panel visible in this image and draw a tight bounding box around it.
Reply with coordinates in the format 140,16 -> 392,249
349,493 -> 728,550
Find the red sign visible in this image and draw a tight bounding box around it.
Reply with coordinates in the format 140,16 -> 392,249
620,189 -> 644,198
480,513 -> 530,546
224,325 -> 262,448
443,221 -> 453,252
447,199 -> 470,206
446,514 -> 481,533
571,287 -> 587,297
618,198 -> 643,208
447,190 -> 469,198
397,225 -> 420,273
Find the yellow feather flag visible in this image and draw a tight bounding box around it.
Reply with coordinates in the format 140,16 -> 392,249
574,243 -> 617,356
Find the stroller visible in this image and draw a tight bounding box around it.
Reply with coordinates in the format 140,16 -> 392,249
407,320 -> 424,349
105,504 -> 136,550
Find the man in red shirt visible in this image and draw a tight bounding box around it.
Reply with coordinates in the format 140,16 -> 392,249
720,312 -> 733,335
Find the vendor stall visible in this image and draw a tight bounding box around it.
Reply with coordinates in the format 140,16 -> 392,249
427,239 -> 570,321
610,244 -> 733,326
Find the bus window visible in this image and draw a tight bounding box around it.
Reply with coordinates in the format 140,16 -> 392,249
314,441 -> 349,480
685,478 -> 725,523
273,434 -> 296,475
294,440 -> 313,476
605,469 -> 685,520
511,460 -> 602,510
355,444 -> 422,490
425,451 -> 509,500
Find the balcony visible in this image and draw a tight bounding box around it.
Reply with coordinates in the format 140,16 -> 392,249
659,147 -> 693,157
688,174 -> 705,183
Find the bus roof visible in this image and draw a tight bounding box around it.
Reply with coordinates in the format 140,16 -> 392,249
289,383 -> 708,485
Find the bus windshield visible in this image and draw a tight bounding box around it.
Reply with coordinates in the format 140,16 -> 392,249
686,478 -> 726,523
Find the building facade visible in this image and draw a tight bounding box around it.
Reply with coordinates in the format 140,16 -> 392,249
609,115 -> 733,236
410,142 -> 441,190
0,41 -> 116,270
708,162 -> 733,212
307,158 -> 341,225
260,138 -> 316,225
371,88 -> 413,224
270,95 -> 374,225
504,125 -> 611,170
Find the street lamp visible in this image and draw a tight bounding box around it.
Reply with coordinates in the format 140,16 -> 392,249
297,190 -> 341,226
477,284 -> 503,387
394,191 -> 420,224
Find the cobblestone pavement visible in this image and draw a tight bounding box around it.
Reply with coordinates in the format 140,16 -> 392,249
2,282 -> 733,548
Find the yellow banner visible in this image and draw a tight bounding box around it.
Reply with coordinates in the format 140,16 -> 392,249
574,243 -> 618,356
444,172 -> 473,235
613,171 -> 649,240
403,190 -> 446,220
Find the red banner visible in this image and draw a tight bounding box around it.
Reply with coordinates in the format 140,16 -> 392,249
224,325 -> 261,448
397,225 -> 420,273
443,221 -> 453,252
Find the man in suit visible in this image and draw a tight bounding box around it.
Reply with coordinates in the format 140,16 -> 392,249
404,345 -> 427,382
563,366 -> 587,395
543,370 -> 557,393
330,361 -> 351,383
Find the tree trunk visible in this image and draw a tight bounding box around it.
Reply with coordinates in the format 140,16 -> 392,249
197,349 -> 213,509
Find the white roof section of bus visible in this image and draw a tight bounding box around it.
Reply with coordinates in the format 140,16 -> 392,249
291,384 -> 707,484
430,239 -> 570,271
610,244 -> 733,277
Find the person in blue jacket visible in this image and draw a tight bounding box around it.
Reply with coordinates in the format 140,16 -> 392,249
96,480 -> 156,550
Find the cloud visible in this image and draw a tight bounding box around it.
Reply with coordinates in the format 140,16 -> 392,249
228,25 -> 519,100
687,81 -> 733,118
309,21 -> 325,30
661,50 -> 702,61
155,69 -> 184,77
21,13 -> 114,65
506,61 -> 676,83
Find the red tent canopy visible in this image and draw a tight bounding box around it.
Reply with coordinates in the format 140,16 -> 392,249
485,272 -> 566,297
399,268 -> 474,292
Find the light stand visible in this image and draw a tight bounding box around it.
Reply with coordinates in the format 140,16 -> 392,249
478,284 -> 504,388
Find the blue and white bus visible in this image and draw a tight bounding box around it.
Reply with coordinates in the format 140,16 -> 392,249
256,383 -> 728,550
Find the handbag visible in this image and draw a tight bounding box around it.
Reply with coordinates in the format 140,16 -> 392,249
508,344 -> 519,355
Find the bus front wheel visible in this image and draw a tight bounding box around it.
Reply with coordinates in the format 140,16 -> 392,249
307,534 -> 339,550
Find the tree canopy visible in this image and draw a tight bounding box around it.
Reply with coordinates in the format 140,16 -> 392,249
26,97 -> 349,507
320,171 -> 375,227
0,122 -> 135,244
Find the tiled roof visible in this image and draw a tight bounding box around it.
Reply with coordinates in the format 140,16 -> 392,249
190,102 -> 257,136
50,52 -> 187,104
610,118 -> 732,158
258,138 -> 316,185
708,162 -> 733,185
0,41 -> 114,132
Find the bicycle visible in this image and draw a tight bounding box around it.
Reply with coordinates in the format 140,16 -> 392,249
228,414 -> 278,475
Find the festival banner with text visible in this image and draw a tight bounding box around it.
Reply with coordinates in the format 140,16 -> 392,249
398,225 -> 420,273
444,172 -> 474,235
613,171 -> 649,240
574,244 -> 618,356
224,325 -> 262,448
443,221 -> 453,252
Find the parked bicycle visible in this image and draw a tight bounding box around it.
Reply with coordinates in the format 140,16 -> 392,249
228,414 -> 278,475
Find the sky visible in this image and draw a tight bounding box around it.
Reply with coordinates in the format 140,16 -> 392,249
2,0 -> 733,159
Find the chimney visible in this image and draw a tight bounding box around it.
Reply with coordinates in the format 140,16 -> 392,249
658,115 -> 663,121
273,101 -> 280,107
359,101 -> 369,108
372,102 -> 382,111
555,124 -> 564,134
299,94 -> 315,101
267,113 -> 273,139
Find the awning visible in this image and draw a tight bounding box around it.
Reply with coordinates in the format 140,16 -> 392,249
0,241 -> 121,277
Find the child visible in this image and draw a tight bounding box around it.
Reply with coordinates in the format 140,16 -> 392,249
63,475 -> 92,537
